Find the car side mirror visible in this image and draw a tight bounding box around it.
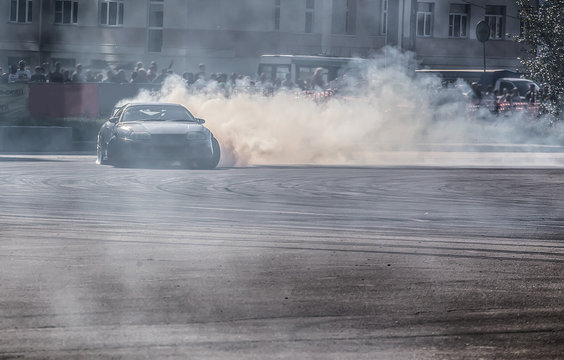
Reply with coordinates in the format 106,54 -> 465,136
109,117 -> 119,123
196,118 -> 206,124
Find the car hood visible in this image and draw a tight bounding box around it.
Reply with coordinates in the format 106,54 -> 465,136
119,121 -> 205,134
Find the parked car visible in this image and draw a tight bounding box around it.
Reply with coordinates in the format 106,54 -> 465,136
494,78 -> 539,99
97,102 -> 220,168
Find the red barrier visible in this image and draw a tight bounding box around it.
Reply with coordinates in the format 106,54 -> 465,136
28,83 -> 99,118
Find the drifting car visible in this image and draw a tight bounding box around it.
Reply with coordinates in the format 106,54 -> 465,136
97,103 -> 220,168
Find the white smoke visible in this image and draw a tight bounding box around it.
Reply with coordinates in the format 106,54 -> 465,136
122,48 -> 564,167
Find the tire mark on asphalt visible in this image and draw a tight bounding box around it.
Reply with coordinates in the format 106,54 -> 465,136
2,235 -> 562,264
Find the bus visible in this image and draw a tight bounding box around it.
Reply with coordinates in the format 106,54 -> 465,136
257,54 -> 366,88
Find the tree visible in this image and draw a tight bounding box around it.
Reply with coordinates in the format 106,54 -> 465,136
517,0 -> 564,115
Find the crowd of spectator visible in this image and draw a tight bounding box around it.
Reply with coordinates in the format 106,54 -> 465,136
0,59 -> 324,97
0,59 -> 178,85
467,81 -> 559,116
3,59 -> 559,116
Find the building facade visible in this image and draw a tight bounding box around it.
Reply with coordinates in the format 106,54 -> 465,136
0,0 -> 523,76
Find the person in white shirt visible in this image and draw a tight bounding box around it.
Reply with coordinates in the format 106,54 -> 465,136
8,65 -> 19,83
15,60 -> 31,82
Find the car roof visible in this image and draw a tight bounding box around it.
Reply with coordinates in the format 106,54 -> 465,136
122,102 -> 186,108
498,78 -> 534,82
114,102 -> 188,112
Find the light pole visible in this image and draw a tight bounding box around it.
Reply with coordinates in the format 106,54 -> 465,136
476,20 -> 490,73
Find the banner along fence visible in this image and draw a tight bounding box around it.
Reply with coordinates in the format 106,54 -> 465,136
0,83 -> 161,120
0,83 -> 29,119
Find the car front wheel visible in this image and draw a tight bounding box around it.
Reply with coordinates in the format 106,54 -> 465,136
191,137 -> 221,170
97,137 -> 109,165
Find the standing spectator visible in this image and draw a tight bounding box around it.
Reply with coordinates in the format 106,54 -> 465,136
311,67 -> 326,89
71,64 -> 85,82
0,67 -> 7,84
539,85 -> 557,115
492,89 -> 501,113
130,61 -> 144,82
281,73 -> 295,89
229,72 -> 238,88
525,84 -> 537,104
197,63 -> 206,80
133,68 -> 149,83
49,62 -> 64,83
470,82 -> 482,105
30,66 -> 46,83
129,71 -> 138,83
114,69 -> 127,84
153,68 -> 168,84
102,69 -> 115,83
63,69 -> 72,82
182,72 -> 194,86
15,60 -> 31,82
41,63 -> 50,75
510,88 -> 521,103
147,61 -> 158,82
86,70 -> 96,82
8,65 -> 18,83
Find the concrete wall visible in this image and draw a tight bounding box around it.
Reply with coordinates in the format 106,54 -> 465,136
0,126 -> 72,152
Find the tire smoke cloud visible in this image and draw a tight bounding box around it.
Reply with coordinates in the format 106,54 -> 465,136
123,48 -> 564,167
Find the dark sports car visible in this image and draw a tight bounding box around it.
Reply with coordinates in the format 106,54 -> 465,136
97,103 -> 220,168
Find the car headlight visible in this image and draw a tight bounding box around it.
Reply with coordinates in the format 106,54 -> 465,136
129,132 -> 151,140
117,127 -> 151,140
186,131 -> 208,140
116,127 -> 132,139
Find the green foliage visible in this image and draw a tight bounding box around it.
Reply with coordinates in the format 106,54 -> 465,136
518,0 -> 564,115
4,116 -> 105,142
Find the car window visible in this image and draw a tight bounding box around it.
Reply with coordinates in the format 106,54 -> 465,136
112,106 -> 124,119
513,81 -> 533,97
500,81 -> 514,92
122,106 -> 196,122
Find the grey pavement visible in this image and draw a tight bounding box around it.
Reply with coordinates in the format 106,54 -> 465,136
0,155 -> 563,359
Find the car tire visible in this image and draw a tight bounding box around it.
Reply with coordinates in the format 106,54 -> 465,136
106,139 -> 129,168
190,137 -> 221,170
209,137 -> 221,168
97,138 -> 109,165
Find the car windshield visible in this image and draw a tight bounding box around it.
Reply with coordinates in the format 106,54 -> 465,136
513,81 -> 536,97
122,105 -> 196,122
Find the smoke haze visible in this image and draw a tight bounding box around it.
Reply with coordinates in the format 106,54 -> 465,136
123,49 -> 564,167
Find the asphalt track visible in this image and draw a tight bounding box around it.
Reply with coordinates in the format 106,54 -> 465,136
1,154 -> 563,359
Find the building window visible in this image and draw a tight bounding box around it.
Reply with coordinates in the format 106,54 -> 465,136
332,0 -> 357,35
448,4 -> 469,38
148,0 -> 163,52
485,5 -> 505,40
55,1 -> 78,24
274,0 -> 281,31
519,17 -> 527,38
416,2 -> 433,37
10,0 -> 33,23
345,0 -> 357,35
305,0 -> 314,33
100,0 -> 124,26
381,0 -> 387,35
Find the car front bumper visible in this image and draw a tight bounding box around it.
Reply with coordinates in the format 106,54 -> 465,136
112,136 -> 214,161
